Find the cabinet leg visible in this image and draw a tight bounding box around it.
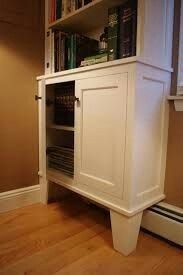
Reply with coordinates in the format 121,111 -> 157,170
40,178 -> 49,204
110,210 -> 143,256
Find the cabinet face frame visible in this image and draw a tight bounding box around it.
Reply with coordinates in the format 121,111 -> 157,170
38,79 -> 49,203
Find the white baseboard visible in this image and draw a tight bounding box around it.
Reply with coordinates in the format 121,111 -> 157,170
0,185 -> 40,213
141,202 -> 183,246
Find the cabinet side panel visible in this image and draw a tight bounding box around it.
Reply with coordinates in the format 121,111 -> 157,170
138,0 -> 174,69
131,65 -> 170,208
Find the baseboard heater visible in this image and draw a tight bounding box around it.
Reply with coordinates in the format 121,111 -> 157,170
141,202 -> 183,246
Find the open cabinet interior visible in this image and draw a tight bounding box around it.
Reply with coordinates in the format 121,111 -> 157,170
46,81 -> 75,183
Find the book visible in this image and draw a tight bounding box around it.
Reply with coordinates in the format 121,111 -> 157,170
58,32 -> 66,71
119,0 -> 137,58
54,82 -> 75,126
56,0 -> 62,20
62,0 -> 66,17
67,35 -> 72,69
108,7 -> 119,61
80,53 -> 107,67
67,34 -> 98,69
75,0 -> 82,9
54,31 -> 60,72
52,0 -> 56,22
48,0 -> 52,24
62,0 -> 72,15
75,34 -> 98,68
84,0 -> 92,5
84,53 -> 107,61
54,31 -> 67,72
51,30 -> 55,73
66,0 -> 72,14
71,0 -> 76,12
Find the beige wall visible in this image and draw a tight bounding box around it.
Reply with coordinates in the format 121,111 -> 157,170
165,104 -> 183,209
164,0 -> 183,209
0,0 -> 44,192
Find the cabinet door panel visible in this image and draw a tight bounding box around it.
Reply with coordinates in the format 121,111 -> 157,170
75,74 -> 128,198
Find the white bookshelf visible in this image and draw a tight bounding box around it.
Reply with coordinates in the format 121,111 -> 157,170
48,0 -> 124,32
39,0 -> 175,256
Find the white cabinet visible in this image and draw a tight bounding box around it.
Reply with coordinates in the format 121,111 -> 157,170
75,74 -> 127,198
37,59 -> 171,256
38,0 -> 174,256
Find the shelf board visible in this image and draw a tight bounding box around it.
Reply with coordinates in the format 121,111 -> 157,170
47,168 -> 74,185
48,0 -> 124,33
47,124 -> 75,131
167,96 -> 183,111
167,96 -> 183,100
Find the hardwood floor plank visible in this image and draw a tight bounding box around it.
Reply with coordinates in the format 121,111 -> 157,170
0,197 -> 182,275
54,232 -> 183,275
0,196 -> 90,244
0,223 -> 108,275
0,207 -> 108,268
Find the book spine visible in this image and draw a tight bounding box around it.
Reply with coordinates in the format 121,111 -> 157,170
75,0 -> 82,9
48,0 -> 52,24
71,0 -> 76,12
61,36 -> 65,71
71,34 -> 76,69
119,0 -> 137,58
62,0 -> 66,17
56,0 -> 62,20
58,32 -> 62,71
84,0 -> 92,5
108,7 -> 119,61
131,1 -> 137,56
66,0 -> 72,14
54,31 -> 59,72
52,0 -> 56,22
51,30 -> 55,73
67,35 -> 72,69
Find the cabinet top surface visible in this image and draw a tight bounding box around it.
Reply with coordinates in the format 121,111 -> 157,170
37,57 -> 137,80
37,57 -> 172,81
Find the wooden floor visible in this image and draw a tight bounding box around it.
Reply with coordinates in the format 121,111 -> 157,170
0,195 -> 182,275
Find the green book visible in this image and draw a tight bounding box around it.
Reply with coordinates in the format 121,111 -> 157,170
67,36 -> 72,69
108,7 -> 119,61
84,53 -> 107,61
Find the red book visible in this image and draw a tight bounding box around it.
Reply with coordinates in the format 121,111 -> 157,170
48,0 -> 52,24
51,0 -> 56,22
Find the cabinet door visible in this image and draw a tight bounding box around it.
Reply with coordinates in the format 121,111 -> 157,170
75,74 -> 128,198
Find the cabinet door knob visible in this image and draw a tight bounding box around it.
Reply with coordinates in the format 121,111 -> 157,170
35,95 -> 42,101
75,96 -> 80,102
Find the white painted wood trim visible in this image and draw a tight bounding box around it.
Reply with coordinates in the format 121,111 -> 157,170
177,0 -> 183,95
168,96 -> 183,111
0,185 -> 40,213
110,210 -> 143,255
46,170 -> 165,216
142,204 -> 183,246
37,57 -> 173,81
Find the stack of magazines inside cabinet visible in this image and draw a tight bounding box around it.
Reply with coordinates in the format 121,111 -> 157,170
47,146 -> 74,177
